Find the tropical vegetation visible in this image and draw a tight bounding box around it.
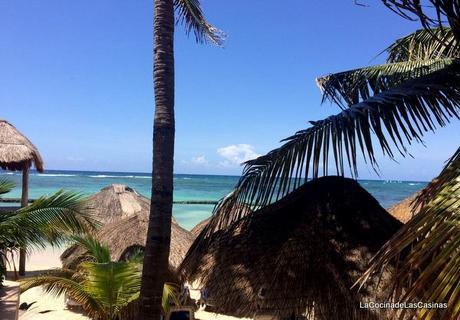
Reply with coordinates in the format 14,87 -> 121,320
141,0 -> 223,319
0,179 -> 97,286
197,1 -> 460,319
21,235 -> 180,320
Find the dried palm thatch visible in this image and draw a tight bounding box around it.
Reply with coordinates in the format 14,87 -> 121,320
0,120 -> 43,172
180,177 -> 403,320
190,217 -> 211,237
387,193 -> 422,223
61,184 -> 194,271
86,184 -> 150,224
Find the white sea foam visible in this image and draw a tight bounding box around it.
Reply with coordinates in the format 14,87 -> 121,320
36,174 -> 77,177
89,175 -> 120,178
89,174 -> 150,179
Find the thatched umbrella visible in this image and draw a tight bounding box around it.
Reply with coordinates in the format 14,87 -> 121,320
86,184 -> 151,224
190,217 -> 211,237
0,120 -> 44,275
61,184 -> 195,272
180,176 -> 403,320
387,193 -> 422,223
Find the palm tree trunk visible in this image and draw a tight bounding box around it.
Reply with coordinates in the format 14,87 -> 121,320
139,0 -> 175,319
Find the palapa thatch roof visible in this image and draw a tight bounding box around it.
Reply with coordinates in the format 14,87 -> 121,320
61,184 -> 195,271
190,217 -> 211,237
387,193 -> 422,223
0,120 -> 44,172
180,176 -> 403,320
86,184 -> 150,224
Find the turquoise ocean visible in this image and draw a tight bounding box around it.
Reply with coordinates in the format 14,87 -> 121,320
0,170 -> 427,230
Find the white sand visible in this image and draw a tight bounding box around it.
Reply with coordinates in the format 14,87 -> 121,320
6,246 -> 90,320
19,287 -> 89,320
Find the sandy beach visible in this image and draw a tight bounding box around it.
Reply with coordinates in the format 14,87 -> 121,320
7,247 -> 247,320
6,247 -> 90,320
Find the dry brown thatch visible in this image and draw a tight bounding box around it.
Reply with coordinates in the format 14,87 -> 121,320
61,184 -> 194,270
387,193 -> 422,223
190,217 -> 211,237
0,120 -> 44,172
180,176 -> 403,320
86,184 -> 150,224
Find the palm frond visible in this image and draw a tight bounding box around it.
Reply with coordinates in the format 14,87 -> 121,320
386,27 -> 458,63
162,283 -> 180,314
0,190 -> 99,249
0,179 -> 15,196
82,261 -> 141,318
71,235 -> 111,264
20,274 -> 103,318
317,58 -> 455,108
202,62 -> 460,236
174,0 -> 225,46
356,147 -> 460,320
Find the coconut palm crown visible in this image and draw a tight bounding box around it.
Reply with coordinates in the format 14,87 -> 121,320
192,1 -> 459,319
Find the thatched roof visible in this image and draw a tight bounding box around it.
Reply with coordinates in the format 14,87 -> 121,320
61,184 -> 194,270
87,184 -> 150,224
180,176 -> 403,320
190,217 -> 211,237
387,193 -> 422,223
0,120 -> 44,172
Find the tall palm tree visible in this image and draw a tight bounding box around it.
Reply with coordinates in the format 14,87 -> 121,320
21,236 -> 180,320
0,179 -> 98,285
193,1 -> 459,319
141,1 -> 223,319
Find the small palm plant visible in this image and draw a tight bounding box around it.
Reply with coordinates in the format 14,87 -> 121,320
0,179 -> 98,285
20,236 -> 179,320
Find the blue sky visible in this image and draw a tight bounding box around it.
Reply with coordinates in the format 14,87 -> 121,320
0,0 -> 458,181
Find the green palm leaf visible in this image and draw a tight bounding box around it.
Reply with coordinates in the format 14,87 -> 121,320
385,27 -> 458,63
82,261 -> 141,318
356,147 -> 460,320
0,190 -> 98,249
162,283 -> 180,314
0,179 -> 15,196
71,235 -> 111,264
20,236 -> 180,319
316,58 -> 455,108
20,273 -> 104,318
202,62 -> 460,235
174,0 -> 225,45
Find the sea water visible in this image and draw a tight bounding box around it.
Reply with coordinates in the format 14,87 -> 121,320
0,170 -> 426,230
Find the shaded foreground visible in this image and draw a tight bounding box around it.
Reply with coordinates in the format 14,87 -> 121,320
180,176 -> 402,320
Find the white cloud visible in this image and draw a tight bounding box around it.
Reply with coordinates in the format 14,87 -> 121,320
217,144 -> 261,167
190,155 -> 209,166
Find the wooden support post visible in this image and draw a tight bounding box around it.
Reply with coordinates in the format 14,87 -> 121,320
18,165 -> 29,276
